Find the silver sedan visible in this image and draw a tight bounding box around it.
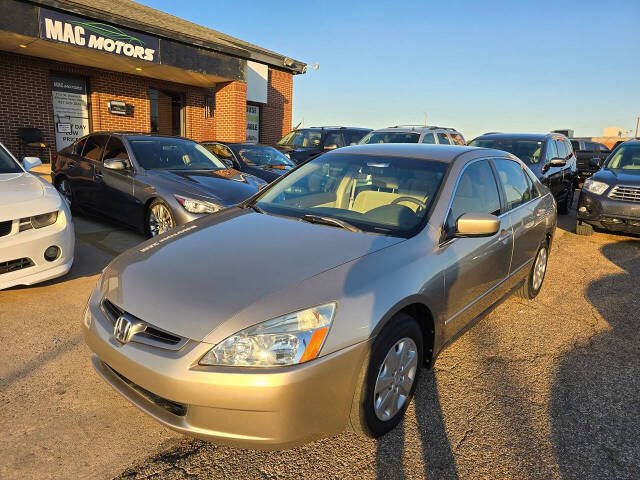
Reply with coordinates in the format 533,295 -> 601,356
82,144 -> 556,449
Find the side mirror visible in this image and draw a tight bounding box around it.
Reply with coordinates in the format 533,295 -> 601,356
324,143 -> 339,151
549,157 -> 567,168
22,156 -> 42,172
455,213 -> 500,238
589,157 -> 602,169
104,158 -> 128,170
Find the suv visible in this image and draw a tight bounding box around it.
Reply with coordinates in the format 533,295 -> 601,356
468,133 -> 577,214
275,127 -> 371,164
358,126 -> 466,146
570,139 -> 611,186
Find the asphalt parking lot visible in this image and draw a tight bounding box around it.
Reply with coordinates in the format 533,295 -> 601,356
1,190 -> 639,479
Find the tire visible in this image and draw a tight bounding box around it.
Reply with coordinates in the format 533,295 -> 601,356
55,177 -> 81,214
145,199 -> 176,238
349,314 -> 423,438
575,220 -> 594,236
516,243 -> 549,300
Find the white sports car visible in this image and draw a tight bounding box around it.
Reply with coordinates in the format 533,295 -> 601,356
0,143 -> 74,290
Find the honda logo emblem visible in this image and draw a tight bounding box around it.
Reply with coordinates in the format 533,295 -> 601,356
113,314 -> 145,344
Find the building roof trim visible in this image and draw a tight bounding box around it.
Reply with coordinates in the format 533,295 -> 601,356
30,0 -> 307,74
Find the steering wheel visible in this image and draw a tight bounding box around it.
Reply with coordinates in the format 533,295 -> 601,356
391,196 -> 427,210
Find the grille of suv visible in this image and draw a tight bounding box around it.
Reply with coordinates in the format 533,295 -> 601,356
609,185 -> 640,203
105,363 -> 187,416
0,220 -> 11,237
0,257 -> 35,275
101,299 -> 187,350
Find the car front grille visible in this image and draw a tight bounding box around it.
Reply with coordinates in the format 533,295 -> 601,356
0,220 -> 12,237
106,363 -> 187,417
101,299 -> 187,350
609,185 -> 640,203
0,257 -> 35,275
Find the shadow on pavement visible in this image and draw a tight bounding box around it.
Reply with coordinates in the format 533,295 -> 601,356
376,370 -> 459,479
551,240 -> 640,479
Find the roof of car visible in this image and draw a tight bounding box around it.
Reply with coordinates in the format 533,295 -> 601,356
296,127 -> 371,131
472,133 -> 557,141
369,126 -> 460,134
325,143 -> 504,163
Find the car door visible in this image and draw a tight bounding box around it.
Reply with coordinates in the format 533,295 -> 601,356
75,134 -> 108,208
554,138 -> 573,198
96,135 -> 138,225
492,158 -> 547,285
441,159 -> 512,338
60,136 -> 87,192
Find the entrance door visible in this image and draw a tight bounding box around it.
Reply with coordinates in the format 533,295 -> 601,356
150,88 -> 184,136
51,75 -> 90,151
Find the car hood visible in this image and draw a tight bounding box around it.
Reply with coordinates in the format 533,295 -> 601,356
147,169 -> 265,205
594,169 -> 640,186
0,172 -> 63,220
101,208 -> 403,341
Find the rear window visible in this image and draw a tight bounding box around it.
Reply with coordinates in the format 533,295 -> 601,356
468,138 -> 544,164
359,132 -> 420,144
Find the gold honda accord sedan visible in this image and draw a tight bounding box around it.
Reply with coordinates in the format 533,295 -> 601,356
82,144 -> 557,449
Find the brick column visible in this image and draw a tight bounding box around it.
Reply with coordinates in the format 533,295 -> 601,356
214,80 -> 247,142
261,69 -> 293,145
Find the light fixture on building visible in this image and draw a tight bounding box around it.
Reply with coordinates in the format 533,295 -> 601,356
18,44 -> 27,48
283,57 -> 295,67
135,67 -> 142,71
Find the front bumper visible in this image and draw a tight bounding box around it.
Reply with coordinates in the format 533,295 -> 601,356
82,293 -> 370,449
577,189 -> 640,234
0,210 -> 74,290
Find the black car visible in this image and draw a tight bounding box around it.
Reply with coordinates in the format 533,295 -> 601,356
570,139 -> 611,186
52,133 -> 265,236
275,126 -> 371,164
576,140 -> 640,236
468,133 -> 577,214
200,142 -> 296,183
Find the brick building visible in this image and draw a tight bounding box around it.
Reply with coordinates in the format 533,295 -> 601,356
0,0 -> 305,159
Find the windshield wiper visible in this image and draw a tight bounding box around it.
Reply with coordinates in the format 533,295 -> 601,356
300,214 -> 361,232
245,203 -> 265,214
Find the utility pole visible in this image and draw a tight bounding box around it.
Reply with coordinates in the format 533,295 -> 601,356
635,116 -> 639,138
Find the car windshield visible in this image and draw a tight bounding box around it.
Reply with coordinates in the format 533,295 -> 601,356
237,145 -> 295,168
359,132 -> 421,144
468,138 -> 544,165
128,138 -> 228,170
0,145 -> 22,174
277,130 -> 322,148
606,144 -> 640,170
253,153 -> 448,236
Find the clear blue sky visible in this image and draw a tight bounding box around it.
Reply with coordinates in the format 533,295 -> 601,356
143,0 -> 639,140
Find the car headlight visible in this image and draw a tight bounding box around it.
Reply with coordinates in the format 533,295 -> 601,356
583,179 -> 609,195
175,195 -> 222,214
19,211 -> 58,231
199,303 -> 337,367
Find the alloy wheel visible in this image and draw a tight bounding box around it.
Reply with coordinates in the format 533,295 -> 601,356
148,203 -> 174,237
373,337 -> 418,421
532,247 -> 548,291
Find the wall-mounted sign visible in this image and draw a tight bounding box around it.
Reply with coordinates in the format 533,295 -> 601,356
39,7 -> 159,63
107,100 -> 127,115
51,75 -> 90,151
246,105 -> 260,143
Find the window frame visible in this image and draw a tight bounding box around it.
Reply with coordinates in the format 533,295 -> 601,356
102,135 -> 132,168
441,158 -> 505,242
421,132 -> 436,144
81,134 -> 109,162
491,157 -> 542,214
436,132 -> 452,145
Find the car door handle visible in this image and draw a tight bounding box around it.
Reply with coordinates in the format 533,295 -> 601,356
94,170 -> 103,181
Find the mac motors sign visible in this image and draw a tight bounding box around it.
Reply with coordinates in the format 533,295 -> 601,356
39,8 -> 160,63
